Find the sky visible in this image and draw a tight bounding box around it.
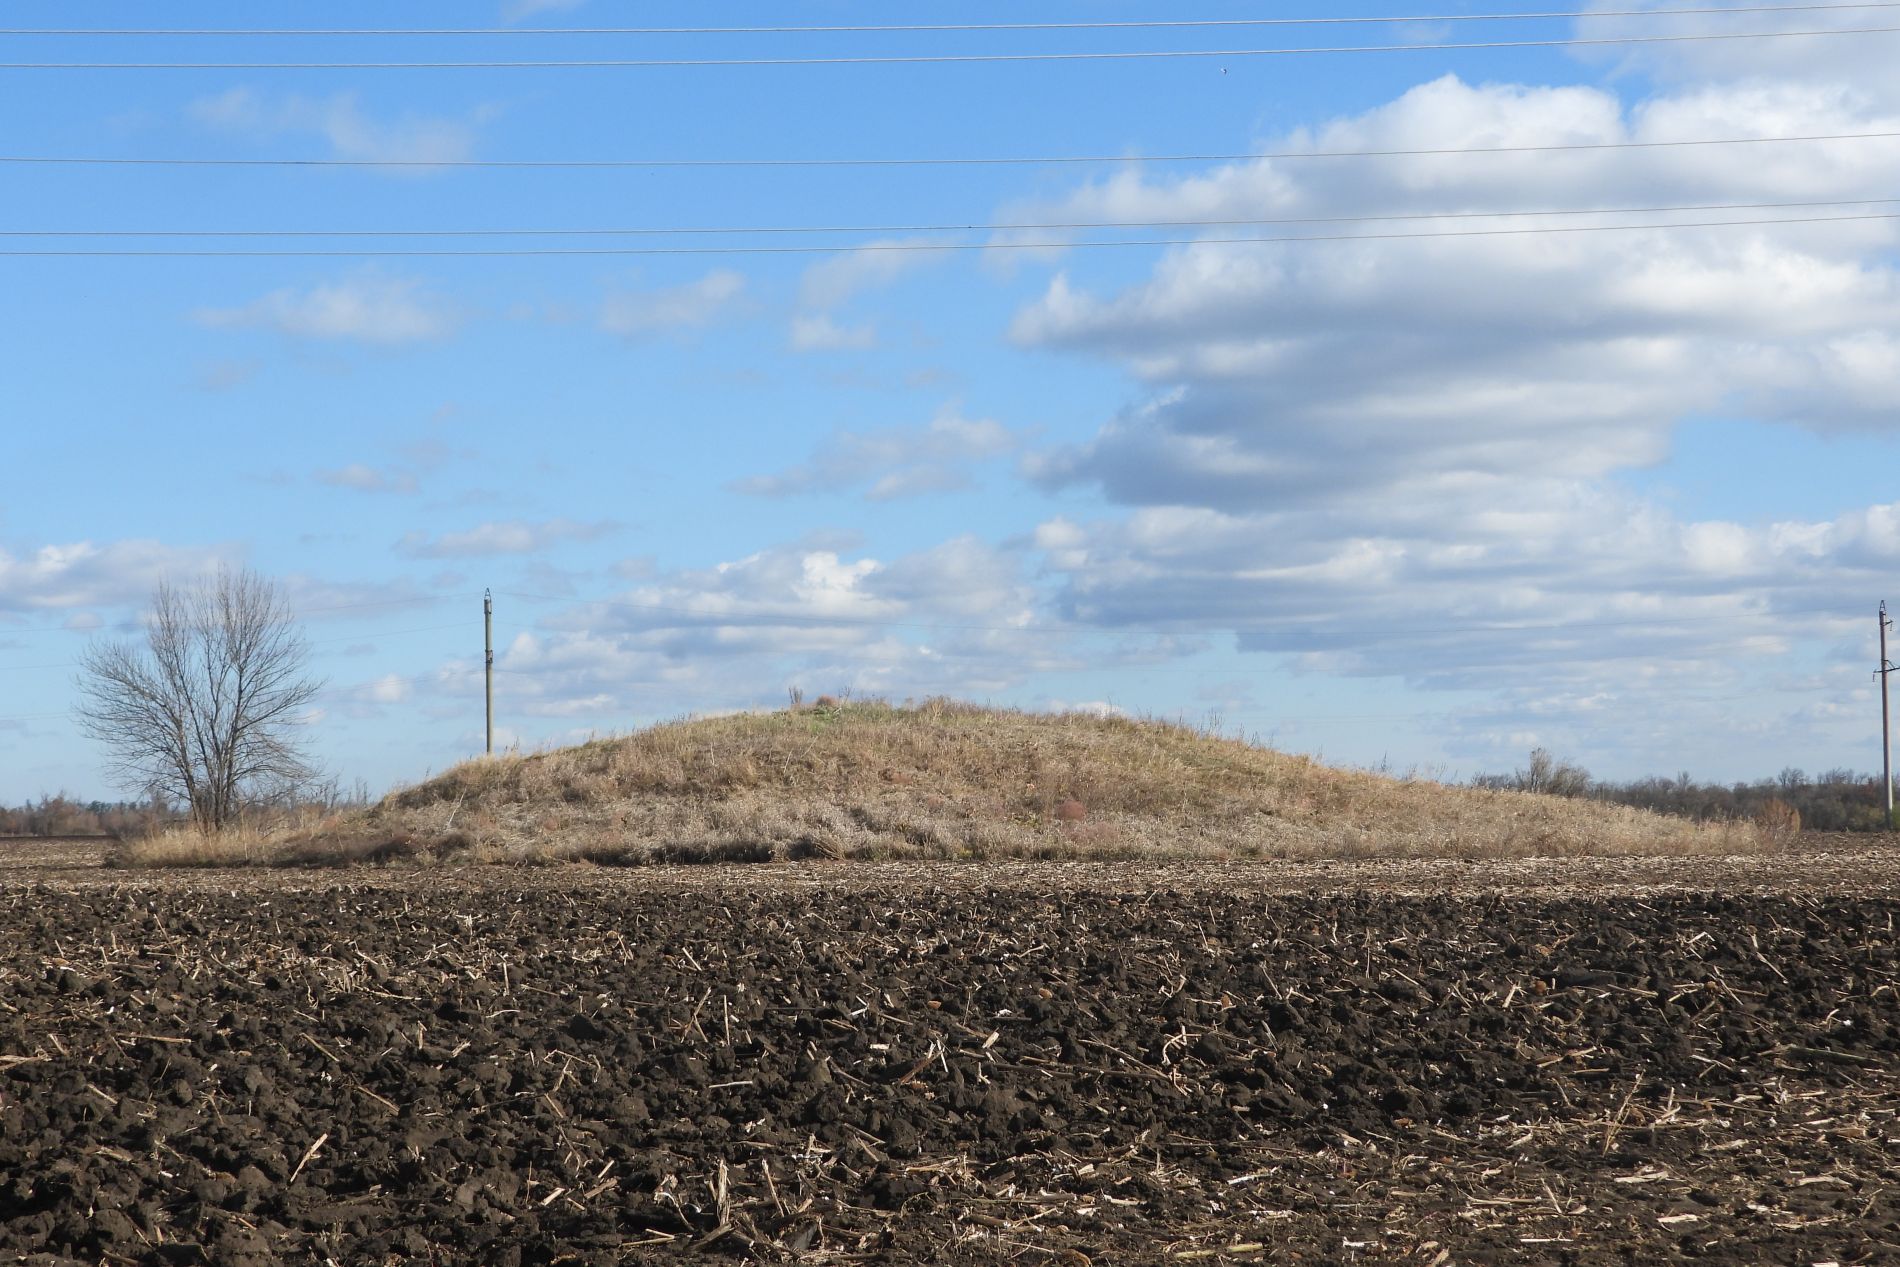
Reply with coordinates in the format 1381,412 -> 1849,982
5,1 -> 1900,802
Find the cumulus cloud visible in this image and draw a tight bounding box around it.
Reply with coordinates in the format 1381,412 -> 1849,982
599,271 -> 746,337
313,440 -> 462,497
197,274 -> 462,344
195,359 -> 258,392
188,88 -> 488,165
798,240 -> 942,309
266,574 -> 446,621
1008,71 -> 1900,539
458,536 -> 1081,725
732,406 -> 1020,500
789,313 -> 877,352
396,519 -> 617,558
1018,486 -> 1893,773
986,61 -> 1900,769
869,534 -> 1038,618
1573,2 -> 1900,96
365,674 -> 412,704
0,540 -> 229,614
315,464 -> 419,495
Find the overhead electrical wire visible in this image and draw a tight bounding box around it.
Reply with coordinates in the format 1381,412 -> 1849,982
0,597 -> 1859,724
11,2 -> 1899,36
0,594 -> 466,640
11,130 -> 1898,170
8,210 -> 1897,256
497,590 -> 1861,640
0,622 -> 474,675
0,590 -> 1859,662
9,195 -> 1898,240
0,687 -> 1833,730
5,24 -> 1900,68
8,128 -> 1896,171
0,601 -> 1852,678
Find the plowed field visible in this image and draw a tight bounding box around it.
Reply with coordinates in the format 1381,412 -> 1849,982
3,848 -> 1898,1264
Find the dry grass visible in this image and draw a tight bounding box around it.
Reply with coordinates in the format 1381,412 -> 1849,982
112,823 -> 291,869
110,814 -> 435,870
117,698 -> 1760,868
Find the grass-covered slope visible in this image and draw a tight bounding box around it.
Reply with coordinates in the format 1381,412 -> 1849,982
121,698 -> 1757,866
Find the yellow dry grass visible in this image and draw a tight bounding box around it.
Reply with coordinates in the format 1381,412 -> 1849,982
114,823 -> 292,869
118,698 -> 1759,867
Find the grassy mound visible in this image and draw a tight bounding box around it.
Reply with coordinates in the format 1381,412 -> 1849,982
119,698 -> 1758,867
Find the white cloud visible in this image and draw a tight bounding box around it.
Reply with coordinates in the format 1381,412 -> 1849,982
863,468 -> 971,500
397,519 -> 617,558
732,406 -> 1020,500
798,239 -> 942,309
366,674 -> 413,704
188,88 -> 487,165
869,535 -> 1038,618
0,540 -> 229,613
1574,2 -> 1900,98
456,536 -> 1077,724
1044,699 -> 1129,719
315,464 -> 419,495
973,62 -> 1900,772
502,0 -> 585,21
197,274 -> 461,344
195,359 -> 258,392
1010,484 -> 1898,777
600,270 -> 746,337
789,313 -> 877,352
1009,72 -> 1900,513
270,575 -> 442,619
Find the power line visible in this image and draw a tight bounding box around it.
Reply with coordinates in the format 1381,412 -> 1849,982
12,196 -> 1900,239
8,210 -> 1897,257
6,24 -> 1899,68
0,595 -> 465,640
500,589 -> 1861,640
12,3 -> 1898,36
0,622 -> 474,675
0,599 -> 1859,726
9,594 -> 1852,674
293,595 -> 471,617
8,128 -> 1897,171
8,698 -> 1832,731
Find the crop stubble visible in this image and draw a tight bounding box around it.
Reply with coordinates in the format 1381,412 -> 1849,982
1,854 -> 1898,1264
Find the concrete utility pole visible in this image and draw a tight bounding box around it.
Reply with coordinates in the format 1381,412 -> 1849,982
1877,604 -> 1892,832
486,592 -> 494,759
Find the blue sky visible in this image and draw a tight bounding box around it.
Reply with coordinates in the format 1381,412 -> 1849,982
5,1 -> 1900,801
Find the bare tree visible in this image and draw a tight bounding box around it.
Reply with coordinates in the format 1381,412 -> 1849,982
75,568 -> 324,833
1473,747 -> 1594,799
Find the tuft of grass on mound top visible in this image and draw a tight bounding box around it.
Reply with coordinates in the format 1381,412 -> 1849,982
116,697 -> 1760,867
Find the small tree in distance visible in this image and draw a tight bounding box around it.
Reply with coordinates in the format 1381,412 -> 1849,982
1473,747 -> 1593,799
75,567 -> 324,833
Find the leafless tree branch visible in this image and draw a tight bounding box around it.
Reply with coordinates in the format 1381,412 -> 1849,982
74,567 -> 325,833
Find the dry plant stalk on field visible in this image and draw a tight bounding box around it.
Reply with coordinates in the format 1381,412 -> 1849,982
2,880 -> 1892,1262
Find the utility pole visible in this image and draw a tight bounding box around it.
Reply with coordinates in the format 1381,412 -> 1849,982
1877,607 -> 1892,832
486,592 -> 494,759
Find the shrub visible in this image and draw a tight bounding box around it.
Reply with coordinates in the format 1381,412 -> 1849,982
1754,797 -> 1801,846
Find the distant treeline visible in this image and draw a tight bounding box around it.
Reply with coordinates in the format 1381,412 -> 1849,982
0,794 -> 178,839
1475,750 -> 1892,831
2,780 -> 373,839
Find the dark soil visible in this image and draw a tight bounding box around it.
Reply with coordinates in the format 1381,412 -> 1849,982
2,870 -> 1897,1264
